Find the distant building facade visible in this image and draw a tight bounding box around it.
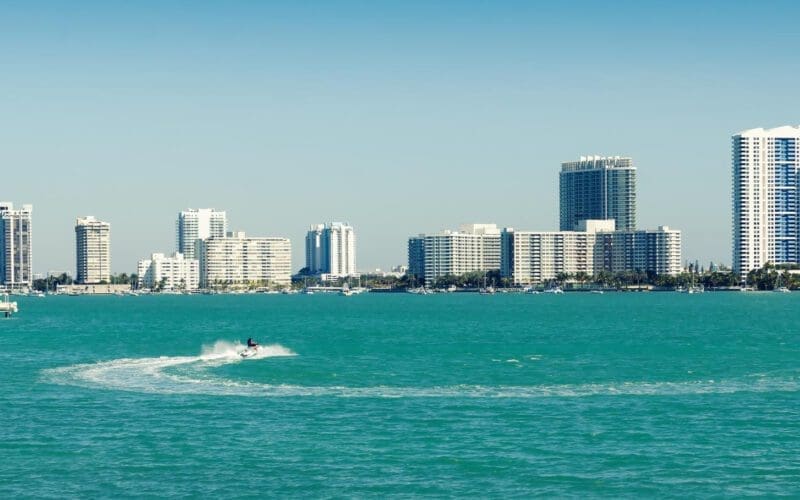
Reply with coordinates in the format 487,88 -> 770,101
75,216 -> 111,284
176,208 -> 227,259
0,202 -> 33,289
595,226 -> 682,277
732,126 -> 800,274
502,220 -> 681,285
560,156 -> 636,231
502,220 -> 613,285
412,224 -> 501,286
304,222 -> 356,278
198,232 -> 291,288
137,252 -> 199,291
407,236 -> 425,281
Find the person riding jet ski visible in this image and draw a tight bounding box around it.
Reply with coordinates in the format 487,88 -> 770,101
247,337 -> 258,348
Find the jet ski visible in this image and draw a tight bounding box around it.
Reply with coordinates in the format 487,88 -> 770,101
239,345 -> 260,358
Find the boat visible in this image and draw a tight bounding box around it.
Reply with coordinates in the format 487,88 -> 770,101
774,274 -> 791,293
479,276 -> 496,295
590,290 -> 604,295
407,287 -> 429,295
543,285 -> 564,294
1,294 -> 18,318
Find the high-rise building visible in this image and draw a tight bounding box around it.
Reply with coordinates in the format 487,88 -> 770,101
304,222 -> 356,278
407,236 -> 425,281
176,208 -> 227,259
732,126 -> 800,274
0,202 -> 33,289
75,216 -> 111,284
137,252 -> 200,291
416,223 -> 501,286
560,156 -> 636,231
198,232 -> 291,288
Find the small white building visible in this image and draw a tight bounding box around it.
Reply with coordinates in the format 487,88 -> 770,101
137,252 -> 199,291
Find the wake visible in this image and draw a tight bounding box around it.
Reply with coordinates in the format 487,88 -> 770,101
42,342 -> 800,399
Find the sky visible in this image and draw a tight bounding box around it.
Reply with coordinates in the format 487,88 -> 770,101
2,0 -> 799,274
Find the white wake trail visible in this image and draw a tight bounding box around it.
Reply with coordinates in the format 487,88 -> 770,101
41,342 -> 800,398
42,340 -> 296,395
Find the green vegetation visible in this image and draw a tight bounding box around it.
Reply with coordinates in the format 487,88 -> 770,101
32,273 -> 74,292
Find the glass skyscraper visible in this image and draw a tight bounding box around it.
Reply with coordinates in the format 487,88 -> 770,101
732,126 -> 800,274
559,156 -> 636,231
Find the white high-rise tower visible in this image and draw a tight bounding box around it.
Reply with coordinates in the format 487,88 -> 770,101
732,126 -> 800,274
176,208 -> 227,259
75,216 -> 111,284
0,202 -> 33,289
305,222 -> 357,278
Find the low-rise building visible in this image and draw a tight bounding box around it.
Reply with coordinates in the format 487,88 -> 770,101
137,252 -> 199,291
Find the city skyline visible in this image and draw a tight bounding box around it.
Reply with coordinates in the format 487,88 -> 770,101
1,127 -> 791,277
2,1 -> 799,272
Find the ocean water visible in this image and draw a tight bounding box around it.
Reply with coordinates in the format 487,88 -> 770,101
2,292 -> 799,497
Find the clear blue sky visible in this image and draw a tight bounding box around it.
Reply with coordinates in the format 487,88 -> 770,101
2,0 -> 799,274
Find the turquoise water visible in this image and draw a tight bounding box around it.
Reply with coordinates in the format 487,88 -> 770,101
2,293 -> 800,497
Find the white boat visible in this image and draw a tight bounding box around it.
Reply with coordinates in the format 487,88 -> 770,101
407,287 -> 429,295
479,276 -> 496,295
543,286 -> 564,294
774,274 -> 790,293
1,294 -> 18,317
